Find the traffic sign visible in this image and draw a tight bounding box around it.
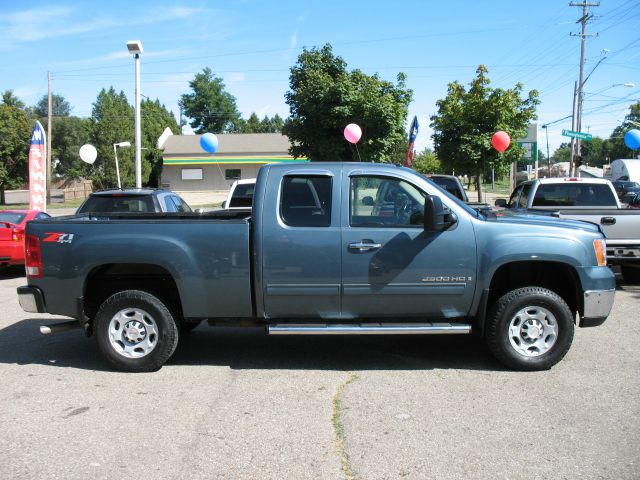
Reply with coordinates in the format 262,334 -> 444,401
561,129 -> 592,141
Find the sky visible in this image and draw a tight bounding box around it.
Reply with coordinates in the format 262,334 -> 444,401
1,0 -> 639,158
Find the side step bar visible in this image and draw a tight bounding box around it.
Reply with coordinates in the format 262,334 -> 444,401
267,323 -> 471,335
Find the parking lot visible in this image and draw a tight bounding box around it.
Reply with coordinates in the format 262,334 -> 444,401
0,267 -> 638,480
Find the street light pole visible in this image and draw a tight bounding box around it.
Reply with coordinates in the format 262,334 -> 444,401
113,142 -> 131,189
126,40 -> 143,188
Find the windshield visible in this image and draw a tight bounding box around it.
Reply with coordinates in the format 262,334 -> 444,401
77,195 -> 156,213
0,213 -> 26,225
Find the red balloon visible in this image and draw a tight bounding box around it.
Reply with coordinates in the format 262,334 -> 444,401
491,131 -> 510,153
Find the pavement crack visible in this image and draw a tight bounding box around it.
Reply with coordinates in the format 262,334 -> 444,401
332,372 -> 359,480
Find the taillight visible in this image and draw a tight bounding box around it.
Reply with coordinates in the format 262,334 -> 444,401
12,228 -> 24,242
25,234 -> 42,278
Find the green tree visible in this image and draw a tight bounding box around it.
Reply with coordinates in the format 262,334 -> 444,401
412,148 -> 443,174
141,99 -> 180,187
89,87 -> 136,189
551,143 -> 572,164
580,136 -> 609,167
1,90 -> 26,110
179,68 -> 241,134
430,65 -> 539,200
34,94 -> 72,117
51,116 -> 92,179
608,101 -> 640,160
283,44 -> 412,162
241,112 -> 263,133
0,104 -> 31,203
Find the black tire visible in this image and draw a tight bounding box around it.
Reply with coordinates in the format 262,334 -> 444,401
621,264 -> 640,284
486,287 -> 574,371
94,290 -> 179,372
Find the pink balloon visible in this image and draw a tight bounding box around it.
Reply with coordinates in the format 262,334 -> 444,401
491,131 -> 510,153
344,123 -> 362,144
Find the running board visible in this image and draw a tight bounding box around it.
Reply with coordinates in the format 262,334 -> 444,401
267,323 -> 471,335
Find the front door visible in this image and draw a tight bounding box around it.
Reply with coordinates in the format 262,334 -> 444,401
341,174 -> 477,320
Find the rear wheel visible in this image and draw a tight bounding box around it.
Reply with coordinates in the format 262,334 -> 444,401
95,290 -> 179,372
486,287 -> 574,371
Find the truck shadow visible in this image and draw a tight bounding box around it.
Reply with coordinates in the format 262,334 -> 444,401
0,266 -> 25,280
0,320 -> 504,372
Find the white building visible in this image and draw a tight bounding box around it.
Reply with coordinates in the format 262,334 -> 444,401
161,133 -> 308,191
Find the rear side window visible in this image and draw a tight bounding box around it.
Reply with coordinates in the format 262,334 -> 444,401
532,184 -> 617,207
166,195 -> 191,213
230,184 -> 255,208
280,176 -> 332,227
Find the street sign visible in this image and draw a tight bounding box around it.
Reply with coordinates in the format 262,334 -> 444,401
561,129 -> 592,141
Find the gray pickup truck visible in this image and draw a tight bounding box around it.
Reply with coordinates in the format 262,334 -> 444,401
496,177 -> 640,282
18,163 -> 615,372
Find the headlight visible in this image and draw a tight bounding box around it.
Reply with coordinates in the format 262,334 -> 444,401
593,239 -> 607,267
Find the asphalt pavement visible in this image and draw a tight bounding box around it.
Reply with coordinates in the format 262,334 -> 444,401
0,267 -> 638,480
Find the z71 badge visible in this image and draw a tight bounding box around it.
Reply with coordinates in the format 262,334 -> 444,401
43,232 -> 75,244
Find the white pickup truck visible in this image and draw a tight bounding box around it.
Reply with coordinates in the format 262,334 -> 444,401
221,178 -> 256,210
496,177 -> 640,283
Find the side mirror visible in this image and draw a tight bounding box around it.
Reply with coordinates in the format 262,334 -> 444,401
424,195 -> 454,232
362,196 -> 374,206
195,208 -> 204,214
221,201 -> 227,209
494,198 -> 507,208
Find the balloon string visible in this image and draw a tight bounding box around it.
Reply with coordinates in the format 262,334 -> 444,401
354,143 -> 362,162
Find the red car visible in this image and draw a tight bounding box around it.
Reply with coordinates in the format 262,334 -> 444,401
0,210 -> 51,267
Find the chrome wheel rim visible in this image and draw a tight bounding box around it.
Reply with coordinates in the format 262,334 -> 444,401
108,308 -> 158,358
508,306 -> 558,357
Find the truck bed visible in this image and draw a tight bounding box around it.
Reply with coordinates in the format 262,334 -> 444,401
26,214 -> 254,319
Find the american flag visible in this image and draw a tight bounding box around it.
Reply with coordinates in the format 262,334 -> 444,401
405,115 -> 419,167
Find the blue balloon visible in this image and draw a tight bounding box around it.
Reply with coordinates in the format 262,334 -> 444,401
200,133 -> 219,153
624,129 -> 640,150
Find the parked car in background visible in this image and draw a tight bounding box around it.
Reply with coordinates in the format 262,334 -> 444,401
1,210 -> 51,267
495,177 -> 640,283
612,180 -> 640,200
221,178 -> 256,209
422,174 -> 488,209
627,192 -> 640,209
76,188 -> 192,214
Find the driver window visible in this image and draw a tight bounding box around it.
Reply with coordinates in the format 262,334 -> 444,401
350,176 -> 425,227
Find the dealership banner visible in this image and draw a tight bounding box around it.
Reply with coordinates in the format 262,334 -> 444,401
28,121 -> 47,211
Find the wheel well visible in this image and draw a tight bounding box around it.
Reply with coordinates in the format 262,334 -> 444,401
484,261 -> 581,329
83,263 -> 183,321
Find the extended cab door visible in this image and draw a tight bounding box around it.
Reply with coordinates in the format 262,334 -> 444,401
340,171 -> 477,319
260,169 -> 342,319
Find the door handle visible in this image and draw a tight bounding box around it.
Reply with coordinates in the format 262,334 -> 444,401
349,240 -> 382,252
600,217 -> 616,225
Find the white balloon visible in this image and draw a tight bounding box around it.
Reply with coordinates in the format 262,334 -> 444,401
79,144 -> 97,164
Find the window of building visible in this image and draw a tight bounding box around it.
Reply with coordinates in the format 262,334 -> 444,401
181,168 -> 203,180
225,169 -> 241,181
280,176 -> 332,227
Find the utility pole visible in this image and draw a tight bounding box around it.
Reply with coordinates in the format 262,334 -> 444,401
46,71 -> 52,206
570,1 -> 599,176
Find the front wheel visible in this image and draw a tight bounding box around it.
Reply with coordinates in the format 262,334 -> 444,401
486,287 -> 574,371
94,290 -> 179,372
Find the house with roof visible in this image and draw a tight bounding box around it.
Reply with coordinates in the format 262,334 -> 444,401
160,133 -> 307,192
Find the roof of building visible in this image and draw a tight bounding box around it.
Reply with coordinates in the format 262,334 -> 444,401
162,133 -> 291,157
